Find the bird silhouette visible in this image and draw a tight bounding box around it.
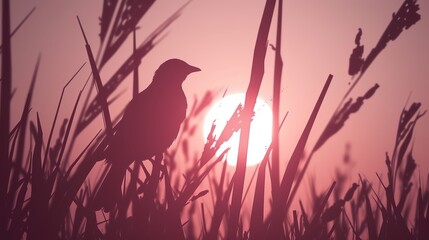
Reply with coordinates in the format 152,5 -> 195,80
93,59 -> 200,211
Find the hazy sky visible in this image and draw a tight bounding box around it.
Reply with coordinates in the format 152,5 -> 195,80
8,0 -> 429,191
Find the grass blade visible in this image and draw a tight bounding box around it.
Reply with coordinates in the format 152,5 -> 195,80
0,6 -> 36,53
362,180 -> 377,240
28,114 -> 46,239
207,173 -> 235,240
0,0 -> 13,234
268,74 -> 332,238
43,62 -> 86,171
249,113 -> 287,239
6,56 -> 41,231
228,0 -> 276,238
302,181 -> 336,239
271,0 -> 283,198
286,83 -> 379,216
77,16 -> 113,138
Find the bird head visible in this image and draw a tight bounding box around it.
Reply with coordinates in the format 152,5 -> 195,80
154,59 -> 201,85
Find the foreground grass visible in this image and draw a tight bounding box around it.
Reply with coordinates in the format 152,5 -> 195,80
1,0 -> 427,239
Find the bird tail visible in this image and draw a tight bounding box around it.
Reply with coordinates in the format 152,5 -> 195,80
93,163 -> 126,212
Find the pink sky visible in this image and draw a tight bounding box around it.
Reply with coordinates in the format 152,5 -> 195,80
8,0 -> 429,202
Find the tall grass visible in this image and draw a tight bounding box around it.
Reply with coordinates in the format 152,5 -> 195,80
1,0 -> 427,239
1,0 -> 13,236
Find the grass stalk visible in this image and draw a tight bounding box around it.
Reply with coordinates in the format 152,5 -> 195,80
7,56 -> 41,228
42,62 -> 86,171
271,0 -> 283,199
77,16 -> 113,138
227,0 -> 276,238
0,7 -> 36,54
249,113 -> 287,239
0,0 -> 13,234
268,74 -> 333,239
337,0 -> 420,114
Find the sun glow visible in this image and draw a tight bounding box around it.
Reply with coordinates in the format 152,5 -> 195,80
203,94 -> 273,166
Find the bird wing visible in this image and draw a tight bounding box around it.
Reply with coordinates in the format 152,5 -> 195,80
107,86 -> 186,165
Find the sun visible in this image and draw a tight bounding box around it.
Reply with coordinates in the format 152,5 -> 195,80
203,94 -> 273,166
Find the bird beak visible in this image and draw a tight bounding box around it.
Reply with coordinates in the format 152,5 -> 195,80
187,65 -> 201,73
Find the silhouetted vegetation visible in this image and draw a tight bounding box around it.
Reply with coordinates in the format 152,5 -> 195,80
1,0 -> 426,239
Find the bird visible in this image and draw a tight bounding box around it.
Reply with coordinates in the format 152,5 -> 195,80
93,59 -> 201,211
